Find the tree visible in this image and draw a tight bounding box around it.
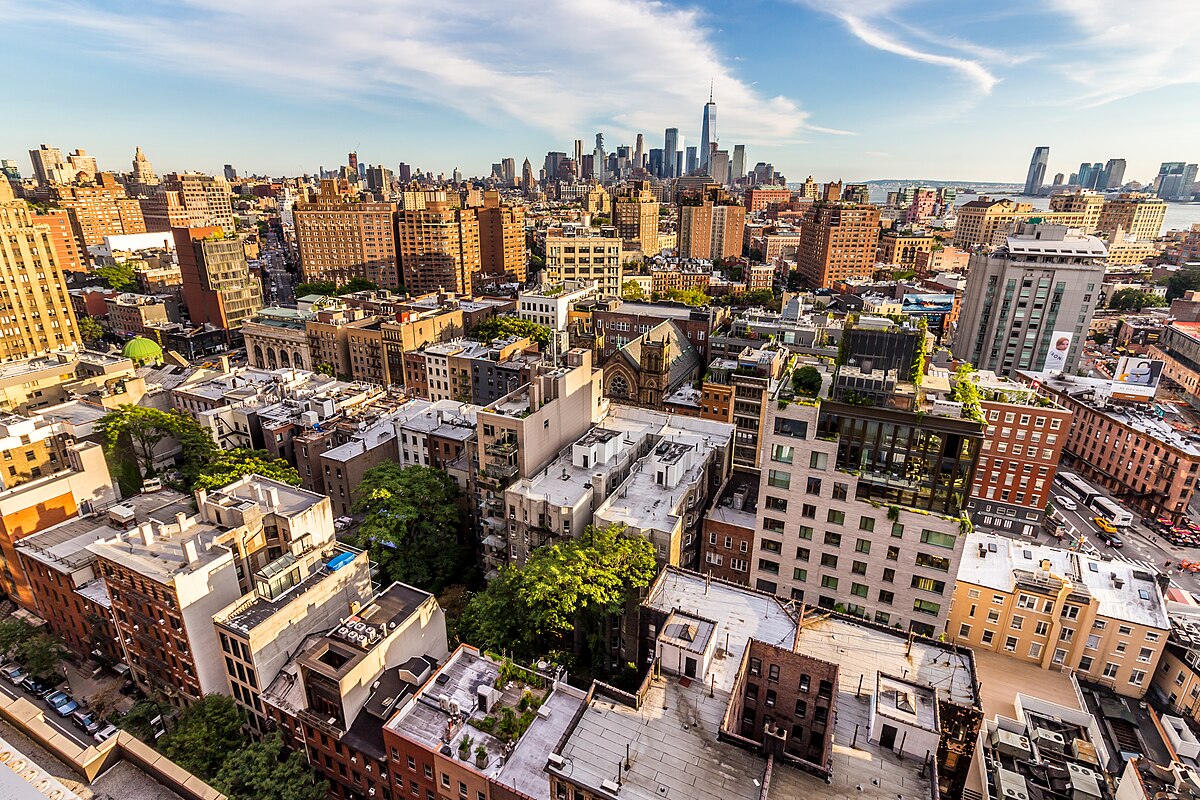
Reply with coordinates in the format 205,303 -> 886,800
529,253 -> 546,275
621,280 -> 647,301
77,316 -> 105,345
95,261 -> 137,292
294,280 -> 336,298
212,731 -> 328,800
792,366 -> 823,397
158,694 -> 248,779
457,523 -> 657,671
117,700 -> 164,743
352,464 -> 467,591
950,364 -> 985,424
1163,269 -> 1200,301
17,634 -> 65,679
1108,288 -> 1166,310
194,448 -> 301,492
335,277 -> 378,295
0,618 -> 35,655
469,316 -> 552,349
664,286 -> 711,307
98,405 -> 216,493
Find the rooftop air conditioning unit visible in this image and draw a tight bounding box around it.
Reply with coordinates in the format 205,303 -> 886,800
991,729 -> 1032,759
1033,728 -> 1066,753
996,768 -> 1030,800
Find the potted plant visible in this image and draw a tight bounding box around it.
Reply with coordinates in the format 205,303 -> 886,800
458,733 -> 473,761
475,744 -> 488,769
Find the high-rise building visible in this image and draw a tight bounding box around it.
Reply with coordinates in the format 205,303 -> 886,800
592,133 -> 606,182
293,183 -> 400,287
476,190 -> 527,282
1098,192 -> 1168,241
175,226 -> 264,334
151,173 -> 235,233
731,144 -> 746,185
396,200 -> 481,295
1156,161 -> 1199,200
542,151 -> 566,185
1052,172 -> 1065,186
700,86 -> 716,172
347,151 -> 359,176
543,228 -> 623,297
1023,146 -> 1049,195
1101,158 -> 1127,189
223,164 -> 237,182
129,146 -> 158,192
50,176 -> 147,246
953,222 -> 1105,376
647,148 -> 664,178
796,200 -> 881,287
0,182 -> 82,360
521,158 -> 535,195
633,133 -> 645,171
365,164 -> 393,192
573,139 -> 583,177
500,157 -> 516,187
709,149 -> 731,186
0,159 -> 20,181
612,180 -> 660,255
678,185 -> 745,261
685,145 -> 698,175
67,149 -> 97,182
28,144 -> 71,186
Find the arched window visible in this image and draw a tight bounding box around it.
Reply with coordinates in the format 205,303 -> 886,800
609,374 -> 630,399
253,344 -> 263,366
279,349 -> 290,368
295,351 -> 304,369
267,348 -> 278,368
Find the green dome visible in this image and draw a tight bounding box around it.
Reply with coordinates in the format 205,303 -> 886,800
121,336 -> 163,364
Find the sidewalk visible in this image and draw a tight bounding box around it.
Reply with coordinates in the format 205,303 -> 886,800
61,661 -> 135,718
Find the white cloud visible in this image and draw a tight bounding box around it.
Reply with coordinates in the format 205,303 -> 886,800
1048,0 -> 1200,105
799,0 -> 999,95
0,0 -> 841,145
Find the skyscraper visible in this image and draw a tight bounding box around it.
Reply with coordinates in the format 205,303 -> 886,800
573,140 -> 584,177
699,85 -> 716,173
1023,146 -> 1049,195
1077,162 -> 1097,190
731,144 -> 746,185
709,150 -> 730,187
223,164 -> 238,182
663,128 -> 679,179
685,146 -> 698,175
0,181 -> 82,360
476,191 -> 527,282
1101,158 -> 1126,189
501,158 -> 516,187
521,158 -> 535,195
28,144 -> 70,186
175,226 -> 263,335
633,134 -> 644,172
1155,162 -> 1199,199
593,133 -> 606,182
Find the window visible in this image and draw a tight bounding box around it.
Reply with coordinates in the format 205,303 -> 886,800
765,496 -> 788,512
915,552 -> 951,571
824,531 -> 842,547
987,609 -> 1000,623
1079,656 -> 1093,672
820,553 -> 838,568
1061,605 -> 1080,621
920,530 -> 956,548
802,504 -> 817,519
796,547 -> 810,561
855,539 -> 871,554
1103,662 -> 1119,679
1029,643 -> 1043,659
760,539 -> 782,553
958,623 -> 971,638
878,590 -> 894,604
771,444 -> 794,464
821,575 -> 838,590
882,568 -> 895,583
859,516 -> 875,532
1085,634 -> 1100,650
851,582 -> 868,598
833,482 -> 848,501
806,476 -> 822,495
1060,628 -> 1075,643
775,417 -> 808,439
1035,620 -> 1050,637
1130,669 -> 1146,687
1138,648 -> 1154,663
892,523 -> 904,538
886,546 -> 899,561
809,451 -> 827,470
982,630 -> 995,644
913,599 -> 941,616
797,525 -> 814,540
758,559 -> 779,575
1053,649 -> 1067,665
793,568 -> 807,582
851,560 -> 867,575
1017,593 -> 1037,610
910,576 -> 946,594
1119,625 -> 1133,636
768,664 -> 780,682
1004,636 -> 1018,652
1010,615 -> 1024,630
767,470 -> 791,489
827,510 -> 845,525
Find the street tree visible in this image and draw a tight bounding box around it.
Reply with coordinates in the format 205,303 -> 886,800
352,464 -> 467,591
194,449 -> 300,492
158,694 -> 248,779
212,731 -> 328,800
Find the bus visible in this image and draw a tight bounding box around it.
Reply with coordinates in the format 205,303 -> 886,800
1090,496 -> 1134,528
1057,472 -> 1100,506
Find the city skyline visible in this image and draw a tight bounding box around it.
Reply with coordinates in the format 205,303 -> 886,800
2,0 -> 1199,182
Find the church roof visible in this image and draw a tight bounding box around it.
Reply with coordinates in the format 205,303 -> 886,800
611,320 -> 701,394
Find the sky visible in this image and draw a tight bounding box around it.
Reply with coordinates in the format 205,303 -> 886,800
2,0 -> 1199,184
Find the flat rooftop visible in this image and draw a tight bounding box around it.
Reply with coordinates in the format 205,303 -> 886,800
209,475 -> 328,518
705,469 -> 759,530
217,545 -> 365,633
958,532 -> 1170,630
15,489 -> 191,572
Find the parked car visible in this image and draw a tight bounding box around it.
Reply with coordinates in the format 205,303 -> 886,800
1,664 -> 26,684
71,709 -> 102,735
21,675 -> 51,697
93,723 -> 118,744
44,691 -> 78,717
1094,516 -> 1118,534
1053,495 -> 1077,511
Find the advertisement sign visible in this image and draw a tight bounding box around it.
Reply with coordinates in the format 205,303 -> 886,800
1111,356 -> 1163,399
1043,331 -> 1073,372
901,294 -> 955,315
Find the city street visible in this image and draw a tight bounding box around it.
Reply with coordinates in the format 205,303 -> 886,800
1044,476 -> 1200,595
0,676 -> 93,748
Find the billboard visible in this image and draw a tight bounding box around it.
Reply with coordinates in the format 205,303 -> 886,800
901,294 -> 955,316
1043,331 -> 1073,372
1111,356 -> 1163,399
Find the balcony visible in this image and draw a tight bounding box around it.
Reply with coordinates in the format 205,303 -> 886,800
485,436 -> 518,456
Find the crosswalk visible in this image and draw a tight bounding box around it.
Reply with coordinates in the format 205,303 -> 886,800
1107,554 -> 1163,573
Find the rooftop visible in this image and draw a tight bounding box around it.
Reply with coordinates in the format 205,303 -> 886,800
704,469 -> 760,530
216,544 -> 365,633
958,532 -> 1170,630
207,474 -> 327,518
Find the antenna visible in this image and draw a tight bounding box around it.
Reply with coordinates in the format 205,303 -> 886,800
708,78 -> 713,103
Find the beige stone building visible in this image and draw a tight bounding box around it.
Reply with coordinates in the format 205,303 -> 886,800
877,230 -> 935,268
1048,190 -> 1105,231
159,172 -> 235,233
0,182 -> 82,361
294,184 -> 399,288
475,191 -> 527,282
949,532 -> 1168,698
1098,193 -> 1168,242
544,230 -> 624,297
396,201 -> 481,295
612,180 -> 660,256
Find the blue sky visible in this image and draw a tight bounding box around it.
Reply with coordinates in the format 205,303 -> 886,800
2,0 -> 1198,184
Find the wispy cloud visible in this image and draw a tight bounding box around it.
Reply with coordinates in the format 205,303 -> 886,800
0,0 -> 843,145
798,0 -> 999,95
1048,0 -> 1200,105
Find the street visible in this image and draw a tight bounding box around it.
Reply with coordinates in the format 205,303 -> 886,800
1046,478 -> 1200,595
0,676 -> 93,748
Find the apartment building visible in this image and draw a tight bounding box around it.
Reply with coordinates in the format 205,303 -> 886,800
877,230 -> 935,268
15,489 -> 192,662
950,532 -> 1169,698
383,645 -> 586,800
0,182 -> 83,361
263,582 -> 448,800
175,226 -> 263,335
156,172 -> 235,233
952,198 -> 1036,249
612,179 -> 660,256
543,229 -> 624,297
1098,193 -> 1167,241
396,200 -> 481,295
701,344 -> 787,467
954,223 -> 1105,377
1048,190 -> 1106,232
293,189 -> 400,288
743,187 -> 792,212
103,293 -> 170,337
516,280 -> 597,351
1026,370 -> 1200,523
548,566 -> 981,800
48,178 -> 147,247
30,207 -> 85,273
678,185 -> 746,261
0,441 -> 116,611
475,190 -> 527,283
698,469 -> 759,583
795,201 -> 881,288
